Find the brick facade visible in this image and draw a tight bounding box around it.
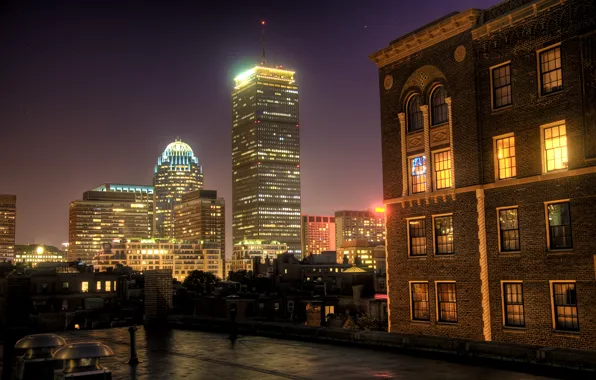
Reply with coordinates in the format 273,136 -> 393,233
372,0 -> 596,350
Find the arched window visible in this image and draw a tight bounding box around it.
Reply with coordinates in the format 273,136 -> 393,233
407,95 -> 423,132
431,86 -> 448,126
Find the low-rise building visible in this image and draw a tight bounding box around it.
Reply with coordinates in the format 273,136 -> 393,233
226,240 -> 288,275
337,239 -> 386,271
14,245 -> 66,267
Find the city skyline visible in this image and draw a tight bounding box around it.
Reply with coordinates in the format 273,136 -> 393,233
0,0 -> 499,249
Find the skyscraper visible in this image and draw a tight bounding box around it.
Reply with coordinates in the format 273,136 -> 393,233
232,65 -> 301,255
301,215 -> 336,255
153,138 -> 203,239
335,210 -> 386,250
0,195 -> 16,262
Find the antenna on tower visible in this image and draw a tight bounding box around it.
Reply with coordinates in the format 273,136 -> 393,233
260,20 -> 266,66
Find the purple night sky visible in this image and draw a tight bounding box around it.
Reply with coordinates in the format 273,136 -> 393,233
0,0 -> 498,254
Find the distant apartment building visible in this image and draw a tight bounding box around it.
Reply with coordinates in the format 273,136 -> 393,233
94,238 -> 223,281
0,195 -> 16,261
14,245 -> 66,267
335,210 -> 385,249
337,240 -> 386,272
301,215 -> 335,255
174,189 -> 225,257
226,240 -> 288,274
68,191 -> 150,262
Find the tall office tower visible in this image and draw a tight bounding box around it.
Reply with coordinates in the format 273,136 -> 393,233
232,65 -> 301,255
335,210 -> 386,250
301,215 -> 336,255
154,138 -> 203,239
92,183 -> 154,237
174,189 -> 225,256
69,191 -> 150,262
0,195 -> 17,261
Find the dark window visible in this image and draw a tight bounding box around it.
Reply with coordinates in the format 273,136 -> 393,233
539,46 -> 562,95
552,283 -> 579,331
503,283 -> 525,327
434,215 -> 454,255
411,282 -> 430,321
499,208 -> 520,252
492,63 -> 512,108
547,202 -> 572,249
437,283 -> 457,323
62,282 -> 69,289
408,219 -> 426,256
431,86 -> 448,125
410,156 -> 427,194
407,95 -> 424,132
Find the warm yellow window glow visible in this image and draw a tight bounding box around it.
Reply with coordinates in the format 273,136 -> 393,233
496,136 -> 516,179
544,124 -> 568,172
82,282 -> 89,293
434,150 -> 452,189
105,281 -> 111,292
96,281 -> 101,291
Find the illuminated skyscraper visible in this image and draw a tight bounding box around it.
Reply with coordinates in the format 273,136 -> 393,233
153,139 -> 203,239
0,195 -> 16,261
232,65 -> 301,255
301,215 -> 335,255
335,210 -> 386,250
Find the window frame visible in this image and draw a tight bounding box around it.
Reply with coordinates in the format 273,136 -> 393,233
407,217 -> 427,257
435,281 -> 457,323
432,148 -> 453,190
406,94 -> 424,133
408,154 -> 428,194
544,200 -> 573,251
549,280 -> 579,332
540,121 -> 568,174
430,85 -> 449,126
432,213 -> 454,255
501,280 -> 525,328
409,281 -> 431,321
537,43 -> 563,97
492,132 -> 517,181
496,206 -> 521,253
490,61 -> 513,110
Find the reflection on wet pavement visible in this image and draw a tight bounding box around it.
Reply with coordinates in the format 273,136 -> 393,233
60,327 -> 555,379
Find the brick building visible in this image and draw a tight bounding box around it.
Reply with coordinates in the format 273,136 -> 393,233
370,0 -> 596,349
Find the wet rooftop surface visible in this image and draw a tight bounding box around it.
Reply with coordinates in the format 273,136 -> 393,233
60,327 -> 555,380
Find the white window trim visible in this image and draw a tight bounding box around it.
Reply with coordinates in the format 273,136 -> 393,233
492,132 -> 516,182
540,120 -> 568,175
489,61 -> 512,111
500,280 -> 524,328
432,148 -> 453,190
432,213 -> 454,256
544,199 -> 572,252
408,280 -> 430,322
496,205 -> 520,253
548,279 -> 577,332
408,154 -> 427,195
406,216 -> 427,257
536,42 -> 563,98
435,280 -> 457,323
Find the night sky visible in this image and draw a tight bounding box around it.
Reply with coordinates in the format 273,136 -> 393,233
0,0 -> 498,254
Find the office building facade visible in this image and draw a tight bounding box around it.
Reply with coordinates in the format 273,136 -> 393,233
226,239 -> 288,274
301,215 -> 335,255
68,191 -> 150,262
0,195 -> 16,262
371,0 -> 596,349
232,66 -> 301,255
154,139 -> 203,239
174,189 -> 225,257
335,210 -> 385,250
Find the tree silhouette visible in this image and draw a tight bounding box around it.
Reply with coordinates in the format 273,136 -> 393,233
183,270 -> 219,294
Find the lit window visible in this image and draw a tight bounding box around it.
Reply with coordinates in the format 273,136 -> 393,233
407,95 -> 423,132
437,282 -> 457,323
547,202 -> 572,250
408,219 -> 426,256
434,215 -> 454,255
105,281 -> 111,292
499,208 -> 520,252
96,281 -> 101,291
539,46 -> 562,95
492,63 -> 512,108
410,282 -> 430,321
543,124 -> 567,172
495,135 -> 516,179
503,282 -> 525,327
410,156 -> 427,194
62,282 -> 69,290
431,86 -> 448,125
552,282 -> 578,331
82,282 -> 89,293
433,150 -> 452,189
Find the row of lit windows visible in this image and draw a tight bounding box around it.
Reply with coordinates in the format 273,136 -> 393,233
409,150 -> 453,194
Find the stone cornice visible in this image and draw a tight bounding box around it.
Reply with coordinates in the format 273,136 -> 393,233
472,0 -> 565,40
369,9 -> 482,69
